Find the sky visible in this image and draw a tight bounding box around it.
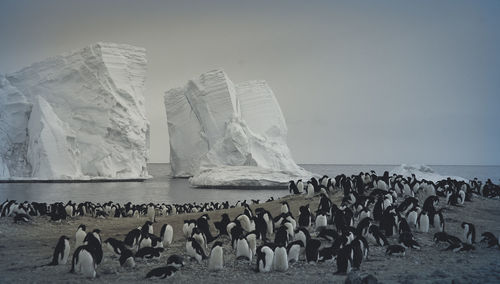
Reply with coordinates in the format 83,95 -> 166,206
1,0 -> 499,165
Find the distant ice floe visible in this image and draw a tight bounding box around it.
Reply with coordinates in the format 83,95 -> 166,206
391,164 -> 466,182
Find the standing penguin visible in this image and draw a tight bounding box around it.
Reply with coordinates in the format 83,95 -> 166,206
160,224 -> 173,246
186,238 -> 207,263
273,245 -> 288,272
417,211 -> 429,233
235,235 -> 252,261
335,245 -> 352,275
286,240 -> 304,263
461,222 -> 476,244
47,236 -> 70,265
297,179 -> 304,194
75,224 -> 86,248
305,239 -> 322,263
256,245 -> 274,272
70,233 -> 101,278
208,242 -> 224,271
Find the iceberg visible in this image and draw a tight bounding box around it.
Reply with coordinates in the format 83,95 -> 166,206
164,70 -> 310,187
391,164 -> 466,182
0,42 -> 150,180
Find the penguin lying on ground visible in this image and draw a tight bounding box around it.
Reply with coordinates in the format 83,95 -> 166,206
146,265 -> 178,279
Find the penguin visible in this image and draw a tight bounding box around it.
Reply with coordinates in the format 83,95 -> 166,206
315,212 -> 328,229
280,202 -> 290,214
47,235 -> 70,265
286,240 -> 304,263
145,265 -> 178,279
306,181 -> 315,198
191,227 -> 208,252
367,225 -> 389,246
298,204 -> 313,228
214,214 -> 231,236
406,207 -> 419,227
461,222 -> 476,244
256,245 -> 274,272
197,214 -> 217,243
246,231 -> 257,257
183,220 -> 196,238
167,255 -> 185,268
147,204 -> 156,222
297,179 -> 304,194
92,229 -> 102,244
13,213 -> 31,223
138,232 -> 152,249
294,227 -> 311,254
70,247 -> 96,278
186,238 -> 207,263
351,238 -> 364,270
141,221 -> 154,235
135,247 -> 163,259
385,244 -> 406,256
236,214 -> 255,233
273,245 -> 288,272
399,232 -> 421,250
160,224 -> 173,246
356,217 -> 372,237
104,237 -> 126,256
334,245 -> 352,275
124,228 -> 141,250
289,180 -> 299,194
235,235 -> 252,261
480,232 -> 500,248
70,233 -> 101,278
75,224 -> 87,248
417,211 -> 429,233
208,241 -> 224,271
274,226 -> 289,247
305,239 -> 322,263
317,227 -> 339,242
119,249 -> 135,268
432,209 -> 445,232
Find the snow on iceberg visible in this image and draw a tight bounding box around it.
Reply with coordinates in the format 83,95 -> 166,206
164,70 -> 310,187
0,42 -> 150,180
391,164 -> 466,182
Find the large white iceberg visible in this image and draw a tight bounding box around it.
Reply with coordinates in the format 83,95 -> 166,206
0,42 -> 150,180
164,70 -> 310,187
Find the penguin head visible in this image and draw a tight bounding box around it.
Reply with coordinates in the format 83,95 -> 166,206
78,224 -> 86,231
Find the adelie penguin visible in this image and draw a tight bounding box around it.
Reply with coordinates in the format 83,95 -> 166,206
385,245 -> 406,256
186,237 -> 207,263
146,265 -> 178,279
334,245 -> 352,275
160,224 -> 173,246
417,211 -> 430,233
75,224 -> 86,248
286,240 -> 304,263
461,222 -> 476,244
480,232 -> 500,248
135,247 -> 164,259
119,249 -> 135,268
208,242 -> 224,271
235,235 -> 252,261
256,245 -> 274,272
70,233 -> 102,278
104,238 -> 126,256
45,235 -> 70,266
305,239 -> 322,263
289,180 -> 300,195
167,255 -> 185,268
273,245 -> 288,272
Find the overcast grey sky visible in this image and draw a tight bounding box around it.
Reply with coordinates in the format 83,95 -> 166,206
1,0 -> 499,165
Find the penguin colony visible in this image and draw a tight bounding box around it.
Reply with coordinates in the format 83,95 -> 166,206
2,172 -> 500,279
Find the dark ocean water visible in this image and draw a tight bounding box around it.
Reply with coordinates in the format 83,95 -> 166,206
0,164 -> 498,204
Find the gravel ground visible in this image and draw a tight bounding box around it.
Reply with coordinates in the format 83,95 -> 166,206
0,193 -> 499,283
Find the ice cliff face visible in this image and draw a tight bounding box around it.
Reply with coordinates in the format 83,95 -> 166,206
0,42 -> 150,180
164,70 -> 309,187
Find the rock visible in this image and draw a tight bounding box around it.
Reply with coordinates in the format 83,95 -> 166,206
164,70 -> 310,186
0,42 -> 150,180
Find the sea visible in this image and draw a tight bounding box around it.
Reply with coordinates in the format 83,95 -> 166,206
0,164 -> 499,204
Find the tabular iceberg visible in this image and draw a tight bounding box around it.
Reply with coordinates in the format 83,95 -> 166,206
164,70 -> 310,187
0,42 -> 150,180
